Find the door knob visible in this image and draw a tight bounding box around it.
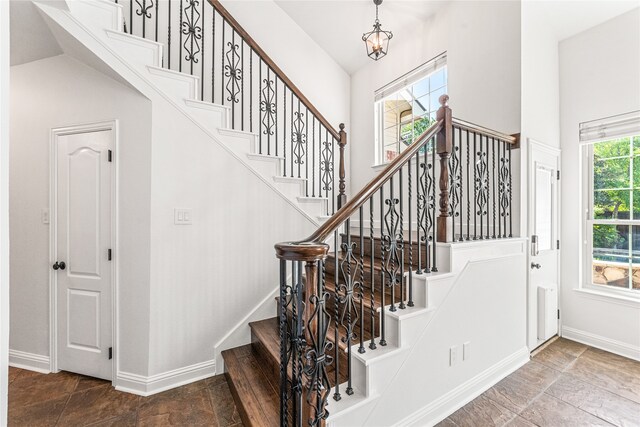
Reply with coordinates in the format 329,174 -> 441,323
52,261 -> 66,271
531,262 -> 541,269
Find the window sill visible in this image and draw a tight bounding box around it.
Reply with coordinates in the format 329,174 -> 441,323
574,287 -> 640,307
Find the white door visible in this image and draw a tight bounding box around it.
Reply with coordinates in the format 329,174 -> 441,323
54,127 -> 113,380
528,141 -> 561,351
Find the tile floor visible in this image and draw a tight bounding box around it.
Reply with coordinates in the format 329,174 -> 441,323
439,338 -> 640,426
7,338 -> 640,426
8,368 -> 244,426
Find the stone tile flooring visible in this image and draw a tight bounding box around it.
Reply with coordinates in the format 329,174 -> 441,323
7,338 -> 640,426
8,368 -> 244,426
439,338 -> 640,426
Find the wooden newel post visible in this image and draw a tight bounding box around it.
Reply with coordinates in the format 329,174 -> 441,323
436,95 -> 453,243
338,123 -> 347,209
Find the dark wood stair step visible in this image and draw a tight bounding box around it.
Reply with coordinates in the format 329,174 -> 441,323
250,317 -> 349,387
222,344 -> 280,427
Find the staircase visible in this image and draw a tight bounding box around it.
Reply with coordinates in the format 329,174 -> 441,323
33,1 -> 528,425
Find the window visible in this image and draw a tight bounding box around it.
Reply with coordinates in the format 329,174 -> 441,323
374,54 -> 447,165
584,133 -> 640,295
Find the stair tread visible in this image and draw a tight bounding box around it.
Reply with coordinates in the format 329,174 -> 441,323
250,317 -> 349,385
222,344 -> 280,427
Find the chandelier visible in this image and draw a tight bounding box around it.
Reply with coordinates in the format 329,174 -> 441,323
362,0 -> 393,61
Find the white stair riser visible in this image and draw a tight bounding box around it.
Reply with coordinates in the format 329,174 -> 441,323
297,198 -> 328,218
105,31 -> 162,69
67,0 -> 123,32
184,104 -> 228,132
273,180 -> 305,199
245,155 -> 282,178
146,67 -> 199,102
218,130 -> 257,156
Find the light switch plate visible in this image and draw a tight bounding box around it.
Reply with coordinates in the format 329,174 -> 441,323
174,208 -> 193,225
42,208 -> 49,224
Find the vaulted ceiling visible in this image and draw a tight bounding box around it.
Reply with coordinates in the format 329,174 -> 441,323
274,0 -> 448,75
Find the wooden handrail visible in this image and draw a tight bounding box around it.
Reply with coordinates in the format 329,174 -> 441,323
452,117 -> 517,144
275,114 -> 445,261
208,0 -> 341,141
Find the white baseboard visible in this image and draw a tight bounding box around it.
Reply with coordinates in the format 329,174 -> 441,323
397,346 -> 531,427
562,326 -> 640,361
9,349 -> 51,374
115,359 -> 216,396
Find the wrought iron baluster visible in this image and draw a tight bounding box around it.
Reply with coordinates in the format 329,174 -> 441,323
369,196 -> 377,350
449,128 -> 461,241
130,0 -> 133,35
241,41 -> 244,130
492,137 -> 496,239
338,219 -> 356,396
408,158 -> 414,307
399,169 -> 406,309
332,230 -> 341,402
275,77 -> 279,156
458,127 -> 464,241
305,110 -> 309,196
278,259 -> 288,426
258,61 -> 262,154
200,0 -> 204,101
416,152 -> 422,274
224,31 -> 242,125
181,0 -> 202,76
473,132 -> 477,240
283,86 -> 287,177
378,186 -> 387,346
431,139 -> 438,271
358,206 -> 365,353
312,118 -> 316,198
466,130 -> 470,240
210,8 -> 214,101
220,19 -> 224,103
290,95 -> 294,178
168,0 -> 172,66
508,143 -> 513,237
292,100 -> 305,179
331,135 -> 335,215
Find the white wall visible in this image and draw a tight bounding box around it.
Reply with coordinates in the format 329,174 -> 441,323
1,0 -> 11,423
220,0 -> 352,193
559,8 -> 640,359
520,1 -> 561,350
9,54 -> 153,376
349,0 -> 521,194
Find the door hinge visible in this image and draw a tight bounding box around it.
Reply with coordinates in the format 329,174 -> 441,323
108,150 -> 113,162
557,240 -> 560,250
557,170 -> 560,180
108,347 -> 113,360
108,249 -> 112,261
557,309 -> 560,320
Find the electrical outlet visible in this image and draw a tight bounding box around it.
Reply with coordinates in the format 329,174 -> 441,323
450,345 -> 459,367
463,341 -> 471,361
174,208 -> 193,225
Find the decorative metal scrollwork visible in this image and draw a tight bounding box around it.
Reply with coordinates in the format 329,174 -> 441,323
418,162 -> 435,241
449,145 -> 461,217
181,0 -> 202,64
499,156 -> 511,217
320,141 -> 333,192
224,42 -> 242,103
260,79 -> 276,136
135,0 -> 154,18
381,197 -> 403,293
292,112 -> 306,165
337,242 -> 363,350
304,277 -> 333,426
474,152 -> 489,215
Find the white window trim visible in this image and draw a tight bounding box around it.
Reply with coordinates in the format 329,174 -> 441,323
580,114 -> 640,300
373,53 -> 447,168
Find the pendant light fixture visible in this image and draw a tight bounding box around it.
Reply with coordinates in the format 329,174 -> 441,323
362,0 -> 393,61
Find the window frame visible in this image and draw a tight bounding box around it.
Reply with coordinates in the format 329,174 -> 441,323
373,54 -> 447,167
582,136 -> 640,299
